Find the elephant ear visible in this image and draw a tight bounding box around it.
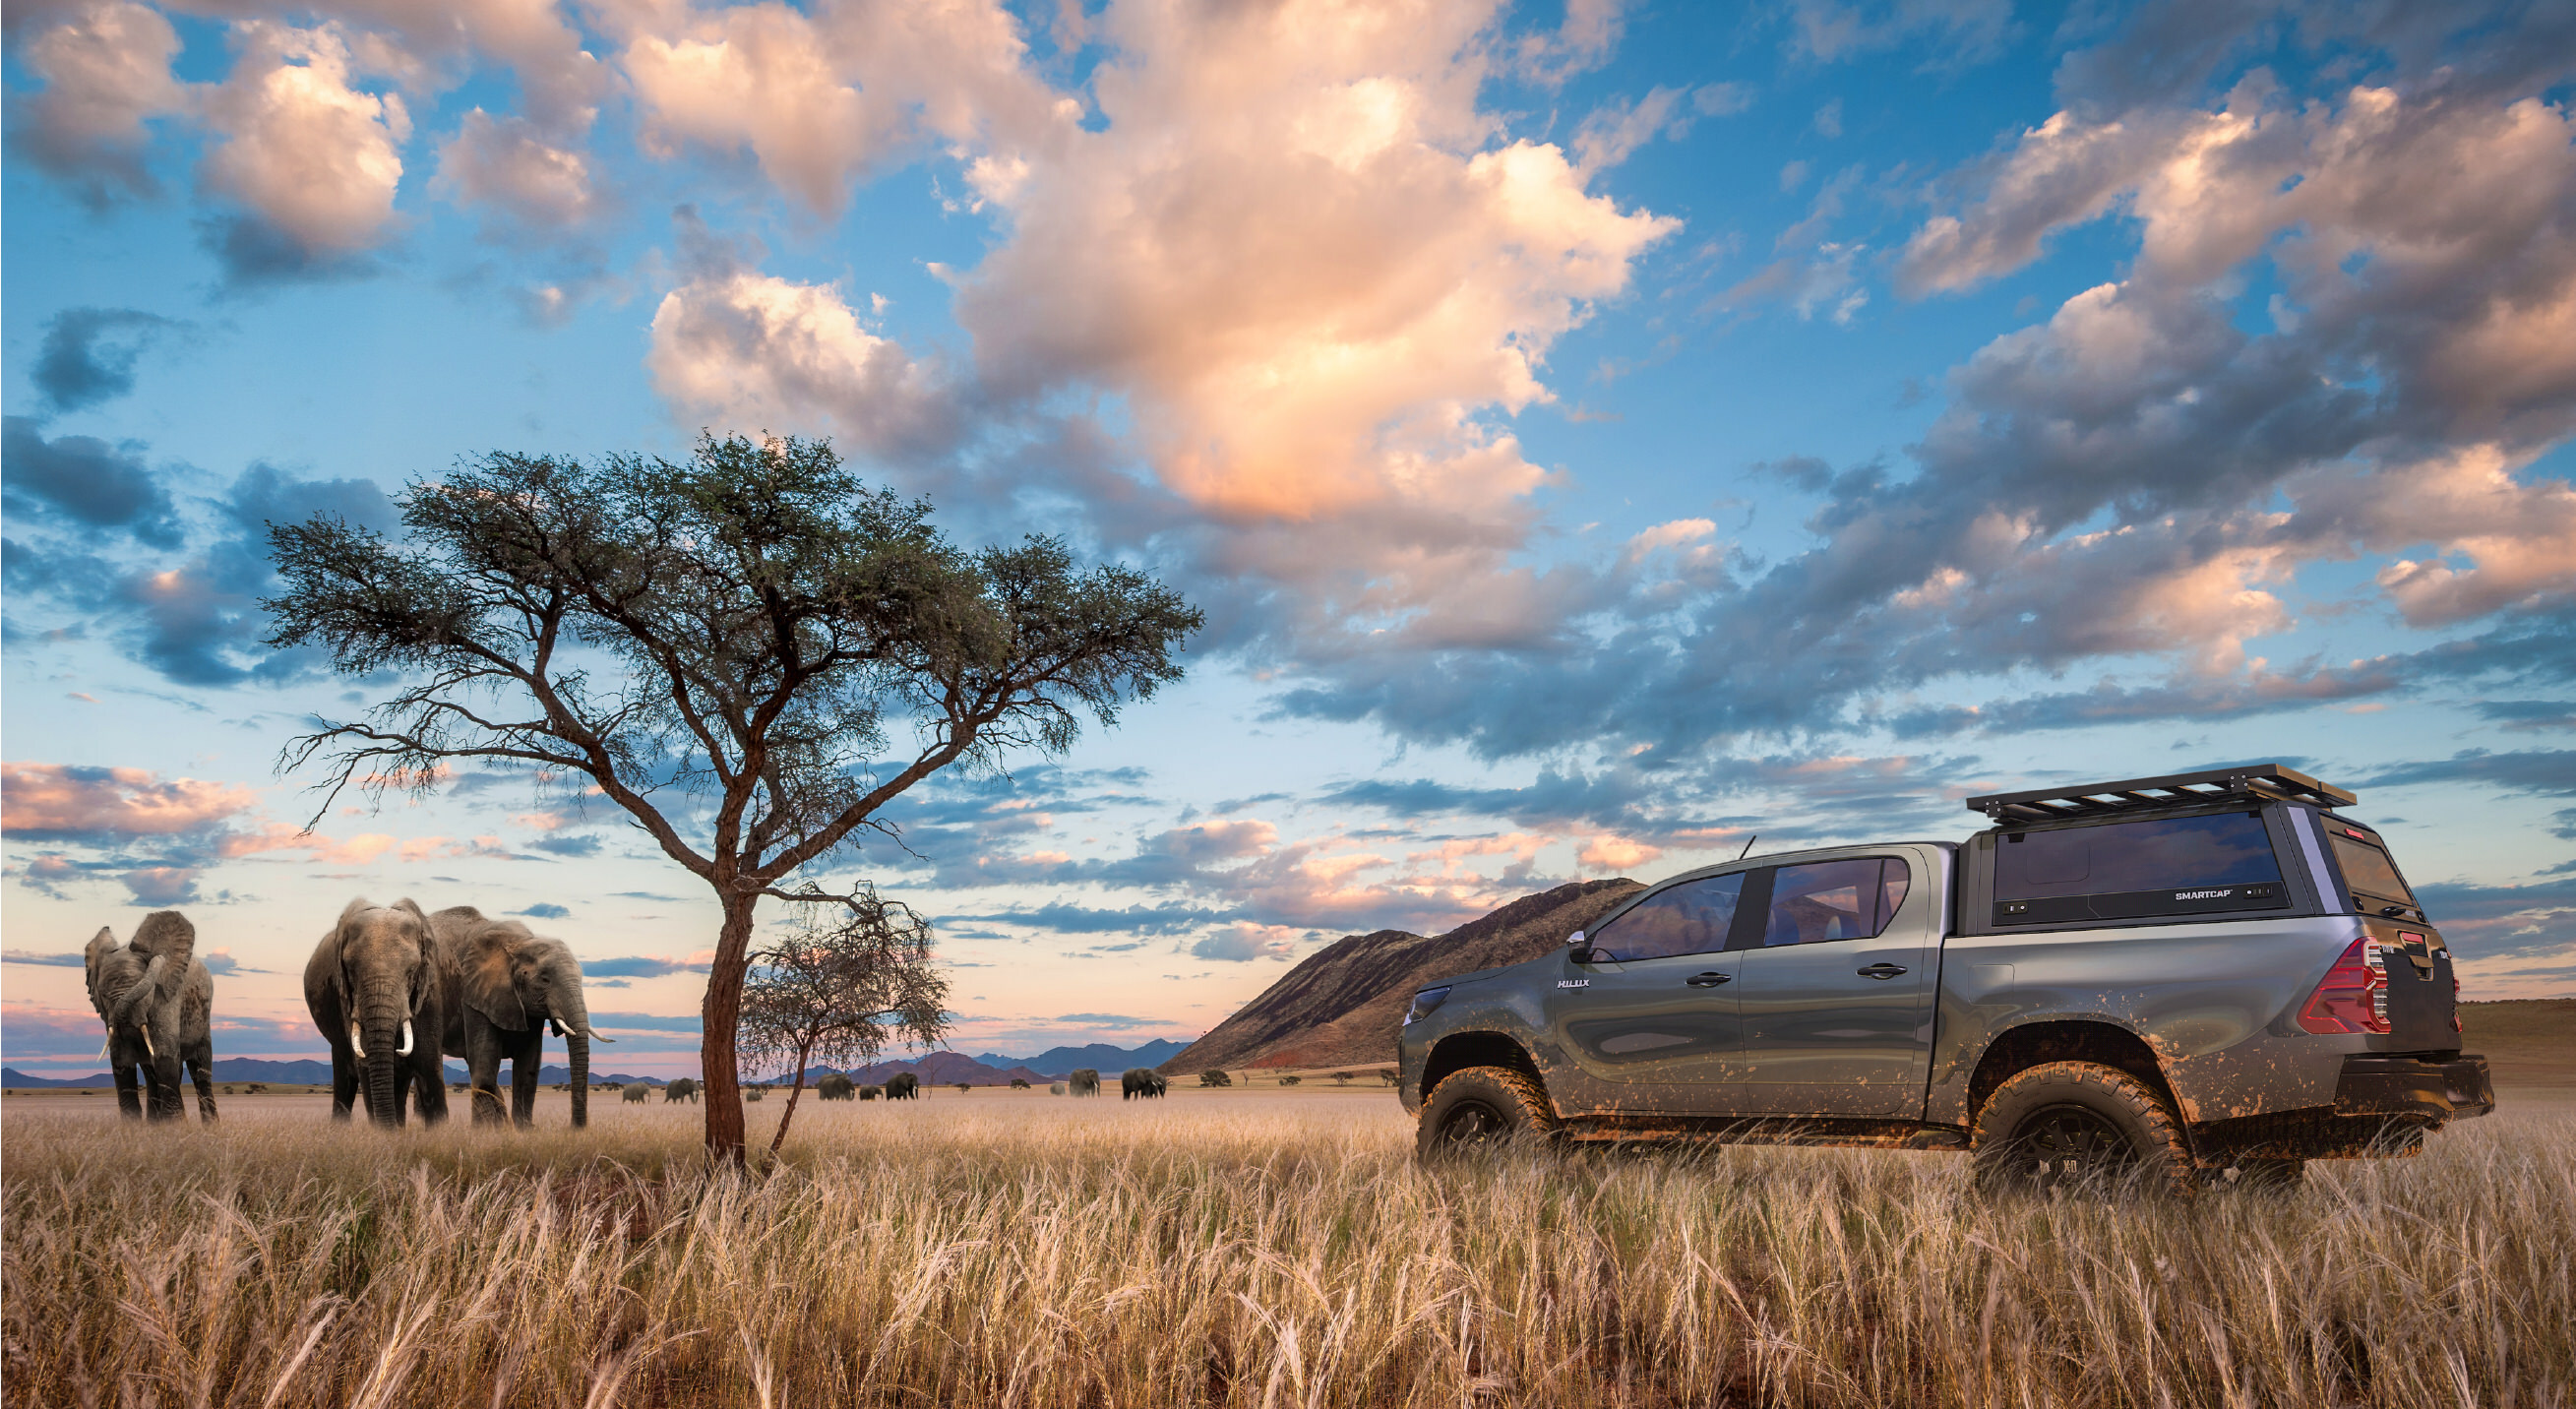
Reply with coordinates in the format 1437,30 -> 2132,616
462,922 -> 526,1029
130,911 -> 196,975
84,928 -> 122,1013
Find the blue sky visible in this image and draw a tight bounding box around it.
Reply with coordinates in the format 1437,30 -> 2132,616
6,0 -> 2573,1077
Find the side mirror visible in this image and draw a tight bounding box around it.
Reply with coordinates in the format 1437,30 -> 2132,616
1567,930 -> 1598,964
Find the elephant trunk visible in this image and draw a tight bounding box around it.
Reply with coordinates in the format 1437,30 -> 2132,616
109,954 -> 168,1030
559,982 -> 592,1129
359,997 -> 404,1128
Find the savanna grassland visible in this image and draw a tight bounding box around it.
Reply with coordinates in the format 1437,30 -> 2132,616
4,1087 -> 2570,1409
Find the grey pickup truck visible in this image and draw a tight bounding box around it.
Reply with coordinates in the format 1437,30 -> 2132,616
1398,766 -> 2494,1191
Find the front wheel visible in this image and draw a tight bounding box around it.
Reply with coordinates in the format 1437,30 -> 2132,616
1972,1061 -> 2195,1196
1416,1067 -> 1560,1161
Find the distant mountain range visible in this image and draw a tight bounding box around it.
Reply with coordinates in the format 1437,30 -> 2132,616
970,1039 -> 1191,1075
1166,879 -> 1641,1072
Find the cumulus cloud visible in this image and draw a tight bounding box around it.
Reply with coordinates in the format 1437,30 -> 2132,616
5,0 -> 186,204
1,417 -> 183,548
1190,922 -> 1302,962
432,108 -> 598,227
614,0 -> 1061,217
197,22 -> 413,276
644,209 -> 955,457
0,763 -> 260,839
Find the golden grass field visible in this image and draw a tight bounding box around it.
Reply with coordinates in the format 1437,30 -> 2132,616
4,1082 -> 2572,1409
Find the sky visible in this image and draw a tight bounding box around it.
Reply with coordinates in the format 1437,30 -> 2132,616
4,0 -> 2573,1080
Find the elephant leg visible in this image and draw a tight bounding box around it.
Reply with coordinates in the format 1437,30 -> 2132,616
112,1058 -> 143,1121
511,1032 -> 542,1128
330,1044 -> 357,1122
412,1043 -> 450,1127
147,1049 -> 185,1123
189,1047 -> 219,1123
465,1024 -> 507,1126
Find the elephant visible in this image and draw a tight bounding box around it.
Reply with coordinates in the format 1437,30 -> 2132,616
1069,1069 -> 1101,1096
1122,1069 -> 1168,1100
859,1084 -> 882,1101
664,1077 -> 701,1103
84,912 -> 217,1123
623,1084 -> 649,1104
426,906 -> 609,1129
818,1074 -> 855,1101
305,898 -> 448,1128
884,1072 -> 920,1100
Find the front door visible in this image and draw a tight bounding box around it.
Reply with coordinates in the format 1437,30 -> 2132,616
1732,852 -> 1940,1118
1545,871 -> 1748,1116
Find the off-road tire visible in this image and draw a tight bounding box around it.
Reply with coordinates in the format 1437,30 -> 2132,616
1972,1060 -> 2195,1197
1416,1067 -> 1561,1161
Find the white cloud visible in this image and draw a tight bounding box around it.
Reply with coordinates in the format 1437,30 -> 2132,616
199,22 -> 413,256
7,0 -> 187,201
432,108 -> 598,226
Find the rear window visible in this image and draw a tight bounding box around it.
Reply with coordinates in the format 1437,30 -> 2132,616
1761,858 -> 1912,946
1994,812 -> 2287,925
1589,872 -> 1747,962
2326,827 -> 2416,906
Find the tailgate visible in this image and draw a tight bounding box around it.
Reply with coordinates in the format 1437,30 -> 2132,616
2365,918 -> 2459,1052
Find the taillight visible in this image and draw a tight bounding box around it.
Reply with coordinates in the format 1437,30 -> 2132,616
2453,974 -> 2463,1033
2297,935 -> 2390,1034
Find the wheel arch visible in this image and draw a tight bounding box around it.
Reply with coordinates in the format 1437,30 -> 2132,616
1966,1019 -> 2182,1130
1421,1030 -> 1549,1108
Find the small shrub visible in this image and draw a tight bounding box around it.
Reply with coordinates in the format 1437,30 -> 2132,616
1199,1070 -> 1232,1087
954,1082 -> 973,1094
1379,1071 -> 1401,1085
1010,1078 -> 1031,1089
1278,1074 -> 1301,1086
1050,1083 -> 1066,1095
1331,1072 -> 1354,1085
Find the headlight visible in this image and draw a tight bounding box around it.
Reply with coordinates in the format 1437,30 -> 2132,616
1404,986 -> 1451,1025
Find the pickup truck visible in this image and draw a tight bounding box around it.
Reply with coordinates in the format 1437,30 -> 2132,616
1397,766 -> 2494,1191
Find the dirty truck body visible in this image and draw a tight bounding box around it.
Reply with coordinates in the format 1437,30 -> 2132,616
1399,766 -> 2492,1177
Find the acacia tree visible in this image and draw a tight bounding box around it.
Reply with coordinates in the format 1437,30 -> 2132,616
739,885 -> 946,1155
264,434 -> 1201,1159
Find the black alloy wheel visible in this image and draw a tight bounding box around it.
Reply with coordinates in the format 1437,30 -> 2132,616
2014,1102 -> 2134,1180
1415,1066 -> 1562,1162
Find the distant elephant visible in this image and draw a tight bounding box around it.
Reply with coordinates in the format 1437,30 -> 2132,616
84,913 -> 216,1123
1070,1069 -> 1101,1096
623,1084 -> 649,1104
819,1074 -> 855,1100
305,898 -> 447,1128
1122,1069 -> 1168,1100
859,1084 -> 882,1100
884,1072 -> 920,1100
428,906 -> 609,1129
746,1087 -> 765,1102
664,1077 -> 701,1103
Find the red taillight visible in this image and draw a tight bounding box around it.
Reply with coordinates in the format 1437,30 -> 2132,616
2298,935 -> 2390,1034
2453,974 -> 2463,1033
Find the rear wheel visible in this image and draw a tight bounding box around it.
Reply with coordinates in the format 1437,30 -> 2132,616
1973,1061 -> 2194,1196
1416,1067 -> 1560,1161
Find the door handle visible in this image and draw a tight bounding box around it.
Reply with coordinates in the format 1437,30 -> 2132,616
1685,971 -> 1732,987
1857,963 -> 1908,980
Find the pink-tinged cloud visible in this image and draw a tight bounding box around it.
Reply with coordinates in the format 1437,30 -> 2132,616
199,22 -> 413,256
0,763 -> 259,837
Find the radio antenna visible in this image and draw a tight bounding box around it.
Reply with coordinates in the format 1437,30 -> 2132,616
1736,833 -> 1757,861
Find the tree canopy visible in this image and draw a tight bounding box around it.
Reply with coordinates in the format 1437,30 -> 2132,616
739,886 -> 947,1154
266,433 -> 1203,1157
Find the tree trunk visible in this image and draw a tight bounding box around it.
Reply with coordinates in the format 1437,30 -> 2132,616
700,889 -> 760,1160
769,1035 -> 816,1157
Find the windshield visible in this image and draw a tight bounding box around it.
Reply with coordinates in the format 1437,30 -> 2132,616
2327,829 -> 2417,906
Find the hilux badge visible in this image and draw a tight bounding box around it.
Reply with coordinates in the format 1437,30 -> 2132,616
1557,979 -> 1589,989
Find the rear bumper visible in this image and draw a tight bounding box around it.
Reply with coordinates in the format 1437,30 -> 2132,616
2335,1053 -> 2494,1121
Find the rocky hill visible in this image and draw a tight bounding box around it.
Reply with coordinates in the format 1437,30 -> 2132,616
1163,879 -> 1642,1072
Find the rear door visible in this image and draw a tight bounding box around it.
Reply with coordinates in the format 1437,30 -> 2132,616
1544,870 -> 1748,1114
1730,847 -> 1942,1118
2320,818 -> 2460,1051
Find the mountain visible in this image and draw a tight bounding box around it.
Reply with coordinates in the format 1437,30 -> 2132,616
3,1068 -> 114,1088
1163,879 -> 1643,1072
969,1039 -> 1192,1076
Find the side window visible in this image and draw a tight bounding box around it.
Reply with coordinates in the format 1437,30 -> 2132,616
1588,873 -> 1748,962
1993,812 -> 2286,925
1761,858 -> 1911,947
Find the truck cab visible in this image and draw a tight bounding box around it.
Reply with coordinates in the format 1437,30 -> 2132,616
1398,765 -> 2494,1191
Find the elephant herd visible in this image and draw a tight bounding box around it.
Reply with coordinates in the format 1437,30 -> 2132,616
306,898 -> 612,1129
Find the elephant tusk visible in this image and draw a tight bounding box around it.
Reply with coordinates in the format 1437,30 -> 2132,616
350,1022 -> 367,1059
398,1019 -> 414,1057
142,1025 -> 155,1060
98,1033 -> 112,1062
586,1028 -> 615,1044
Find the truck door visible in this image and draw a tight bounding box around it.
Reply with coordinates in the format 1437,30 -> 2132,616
1544,871 -> 1748,1116
1731,849 -> 1941,1118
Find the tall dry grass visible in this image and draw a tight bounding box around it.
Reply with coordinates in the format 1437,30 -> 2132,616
4,1091 -> 2570,1408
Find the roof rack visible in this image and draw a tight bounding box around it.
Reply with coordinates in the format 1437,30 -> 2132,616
1964,764 -> 2356,824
